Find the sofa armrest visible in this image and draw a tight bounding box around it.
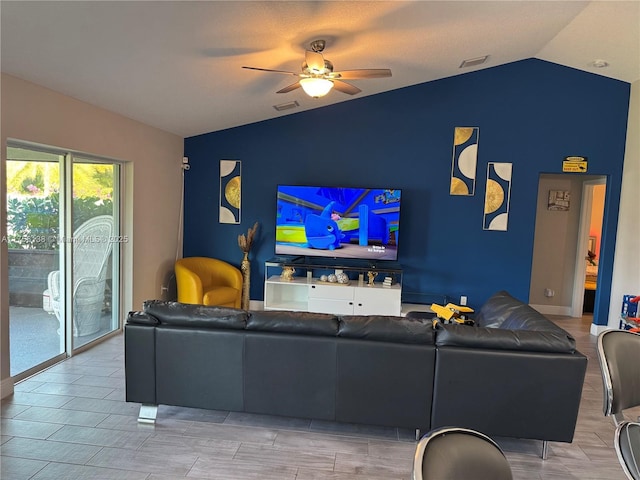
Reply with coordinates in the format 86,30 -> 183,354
174,262 -> 204,304
435,323 -> 576,353
431,346 -> 587,442
124,323 -> 156,404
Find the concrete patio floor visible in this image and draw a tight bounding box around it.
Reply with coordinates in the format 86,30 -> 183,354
9,306 -> 114,376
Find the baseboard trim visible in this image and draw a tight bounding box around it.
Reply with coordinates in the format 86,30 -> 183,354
529,304 -> 572,316
590,323 -> 610,337
249,300 -> 264,311
0,377 -> 14,399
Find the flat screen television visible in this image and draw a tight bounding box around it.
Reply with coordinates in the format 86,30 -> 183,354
275,185 -> 402,261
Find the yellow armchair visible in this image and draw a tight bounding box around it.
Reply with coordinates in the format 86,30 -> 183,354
175,257 -> 243,308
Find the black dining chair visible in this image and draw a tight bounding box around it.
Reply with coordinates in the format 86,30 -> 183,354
597,329 -> 640,479
412,427 -> 513,480
597,329 -> 640,424
615,421 -> 640,480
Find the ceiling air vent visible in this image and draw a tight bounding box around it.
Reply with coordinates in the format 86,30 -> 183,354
459,55 -> 490,69
273,101 -> 299,112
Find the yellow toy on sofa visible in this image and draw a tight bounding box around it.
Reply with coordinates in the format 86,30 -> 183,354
430,303 -> 475,326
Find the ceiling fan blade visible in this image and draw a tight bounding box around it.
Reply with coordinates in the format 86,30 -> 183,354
276,82 -> 302,94
242,66 -> 299,76
305,50 -> 325,73
333,69 -> 392,79
332,80 -> 361,95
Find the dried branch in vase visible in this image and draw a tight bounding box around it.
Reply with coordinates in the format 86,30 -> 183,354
238,221 -> 259,254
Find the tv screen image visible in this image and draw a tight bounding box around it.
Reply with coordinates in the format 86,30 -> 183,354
275,185 -> 401,261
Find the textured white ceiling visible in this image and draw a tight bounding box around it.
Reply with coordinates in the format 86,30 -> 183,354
1,1 -> 638,137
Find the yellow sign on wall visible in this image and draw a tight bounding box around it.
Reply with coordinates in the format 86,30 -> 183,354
563,156 -> 588,173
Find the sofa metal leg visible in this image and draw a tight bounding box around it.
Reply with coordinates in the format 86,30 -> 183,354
415,429 -> 422,441
541,440 -> 549,460
138,404 -> 158,424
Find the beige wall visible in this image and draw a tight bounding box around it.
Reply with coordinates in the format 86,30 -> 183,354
529,175 -> 586,311
1,74 -> 183,397
608,79 -> 640,328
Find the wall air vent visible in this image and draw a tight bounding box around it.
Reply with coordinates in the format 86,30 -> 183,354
273,101 -> 300,112
459,55 -> 490,68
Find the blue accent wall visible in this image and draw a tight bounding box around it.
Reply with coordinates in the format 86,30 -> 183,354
184,59 -> 630,322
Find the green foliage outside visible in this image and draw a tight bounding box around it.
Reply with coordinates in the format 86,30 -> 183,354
6,194 -> 113,250
6,160 -> 114,198
6,160 -> 114,250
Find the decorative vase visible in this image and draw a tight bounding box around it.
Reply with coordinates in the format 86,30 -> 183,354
241,252 -> 250,310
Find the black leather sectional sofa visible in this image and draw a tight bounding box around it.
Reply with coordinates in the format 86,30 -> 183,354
427,291 -> 587,449
125,301 -> 436,433
125,291 -> 587,452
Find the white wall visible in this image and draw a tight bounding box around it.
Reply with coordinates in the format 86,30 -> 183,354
607,79 -> 640,329
0,74 -> 184,397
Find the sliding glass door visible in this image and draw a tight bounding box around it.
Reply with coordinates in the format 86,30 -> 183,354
71,158 -> 120,348
6,147 -> 64,376
6,143 -> 121,378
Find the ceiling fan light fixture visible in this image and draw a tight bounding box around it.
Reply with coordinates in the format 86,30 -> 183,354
300,77 -> 334,98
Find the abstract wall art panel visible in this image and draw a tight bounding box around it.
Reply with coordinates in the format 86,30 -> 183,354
219,160 -> 241,224
450,127 -> 479,196
483,162 -> 512,231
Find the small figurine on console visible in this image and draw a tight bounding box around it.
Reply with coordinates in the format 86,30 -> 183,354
367,271 -> 378,286
281,267 -> 296,281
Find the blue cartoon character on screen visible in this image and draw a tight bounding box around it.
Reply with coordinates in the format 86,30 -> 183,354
304,201 -> 343,250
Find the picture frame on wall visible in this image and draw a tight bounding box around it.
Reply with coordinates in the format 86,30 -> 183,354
450,126 -> 479,196
548,190 -> 570,211
219,160 -> 241,224
483,162 -> 512,231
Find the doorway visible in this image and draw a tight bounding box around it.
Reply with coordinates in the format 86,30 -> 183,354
571,179 -> 606,317
6,142 -> 122,380
529,174 -> 606,318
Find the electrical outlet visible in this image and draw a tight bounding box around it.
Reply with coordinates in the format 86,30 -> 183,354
544,288 -> 555,298
460,295 -> 468,306
160,285 -> 168,296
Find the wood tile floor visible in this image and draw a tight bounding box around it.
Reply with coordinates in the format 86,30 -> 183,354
1,315 -> 634,479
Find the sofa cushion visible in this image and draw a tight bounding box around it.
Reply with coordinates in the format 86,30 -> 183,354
475,290 -> 530,328
142,300 -> 247,329
338,315 -> 435,344
203,286 -> 240,307
126,311 -> 159,326
246,310 -> 339,336
435,323 -> 576,353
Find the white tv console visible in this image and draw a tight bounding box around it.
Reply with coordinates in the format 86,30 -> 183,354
264,257 -> 403,316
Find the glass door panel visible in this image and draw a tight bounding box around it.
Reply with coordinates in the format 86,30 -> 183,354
71,160 -> 119,348
6,147 -> 65,376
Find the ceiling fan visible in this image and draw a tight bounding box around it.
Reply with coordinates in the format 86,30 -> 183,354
242,39 -> 392,98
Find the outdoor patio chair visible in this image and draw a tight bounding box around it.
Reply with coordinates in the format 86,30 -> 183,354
46,215 -> 113,336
